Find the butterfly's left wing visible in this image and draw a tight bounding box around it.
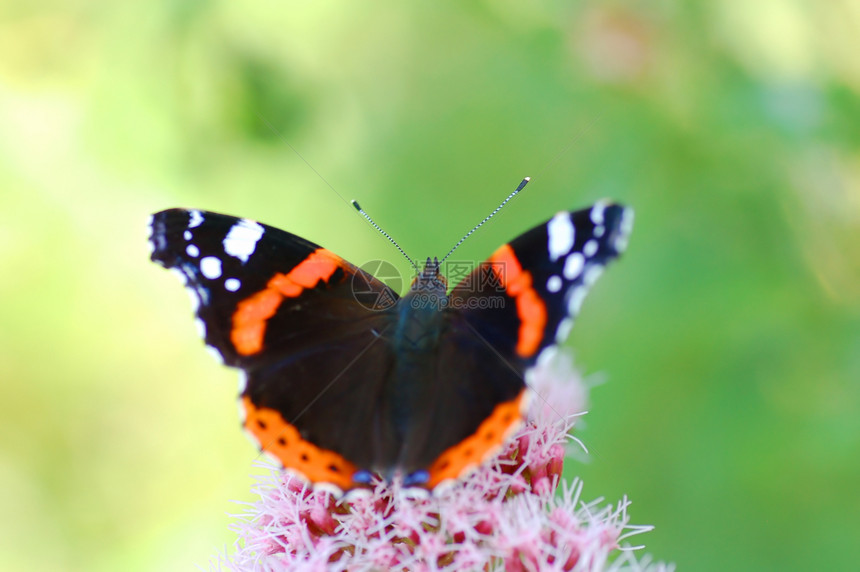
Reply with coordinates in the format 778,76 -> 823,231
149,208 -> 401,492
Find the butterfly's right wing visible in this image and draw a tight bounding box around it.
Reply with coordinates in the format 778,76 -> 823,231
411,203 -> 632,487
449,202 -> 633,368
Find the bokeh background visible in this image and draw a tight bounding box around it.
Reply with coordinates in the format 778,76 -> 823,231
2,1 -> 859,570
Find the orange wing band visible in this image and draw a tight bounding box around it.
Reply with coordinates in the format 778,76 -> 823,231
231,249 -> 344,355
426,389 -> 527,489
241,396 -> 358,491
489,244 -> 547,357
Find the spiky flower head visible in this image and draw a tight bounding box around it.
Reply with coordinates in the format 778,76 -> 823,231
214,352 -> 672,571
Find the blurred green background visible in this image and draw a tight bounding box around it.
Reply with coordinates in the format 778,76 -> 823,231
2,1 -> 858,570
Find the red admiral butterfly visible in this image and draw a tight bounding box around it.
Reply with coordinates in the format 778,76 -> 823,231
149,182 -> 632,494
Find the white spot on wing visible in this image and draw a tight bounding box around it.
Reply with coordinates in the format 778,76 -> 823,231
146,214 -> 156,255
590,200 -> 608,225
567,286 -> 588,315
194,317 -> 206,339
200,256 -> 222,279
169,267 -> 188,286
225,277 -> 241,292
402,487 -> 430,500
193,286 -> 208,311
344,488 -> 373,501
563,252 -> 584,280
183,230 -> 192,241
313,482 -> 346,497
205,344 -> 224,364
187,290 -> 201,313
615,207 -> 634,253
555,317 -> 573,342
169,268 -> 205,312
237,371 -> 248,394
583,239 -> 598,258
536,345 -> 558,366
547,213 -> 575,262
546,275 -> 562,293
188,210 -> 204,228
237,396 -> 247,424
584,265 -> 604,286
620,206 -> 634,233
186,244 -> 199,257
223,219 -> 265,263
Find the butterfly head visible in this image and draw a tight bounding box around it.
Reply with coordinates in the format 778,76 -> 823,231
410,257 -> 447,296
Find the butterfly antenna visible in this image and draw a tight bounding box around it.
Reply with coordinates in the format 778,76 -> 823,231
439,176 -> 530,264
351,200 -> 418,269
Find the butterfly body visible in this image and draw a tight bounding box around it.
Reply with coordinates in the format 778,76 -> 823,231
149,200 -> 632,493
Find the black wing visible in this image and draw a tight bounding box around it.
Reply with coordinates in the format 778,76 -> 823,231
149,208 -> 399,492
410,203 -> 632,487
450,201 -> 633,368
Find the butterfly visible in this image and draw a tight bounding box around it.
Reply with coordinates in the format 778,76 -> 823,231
149,187 -> 632,494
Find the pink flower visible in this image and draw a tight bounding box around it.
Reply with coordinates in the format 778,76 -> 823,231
214,351 -> 672,571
